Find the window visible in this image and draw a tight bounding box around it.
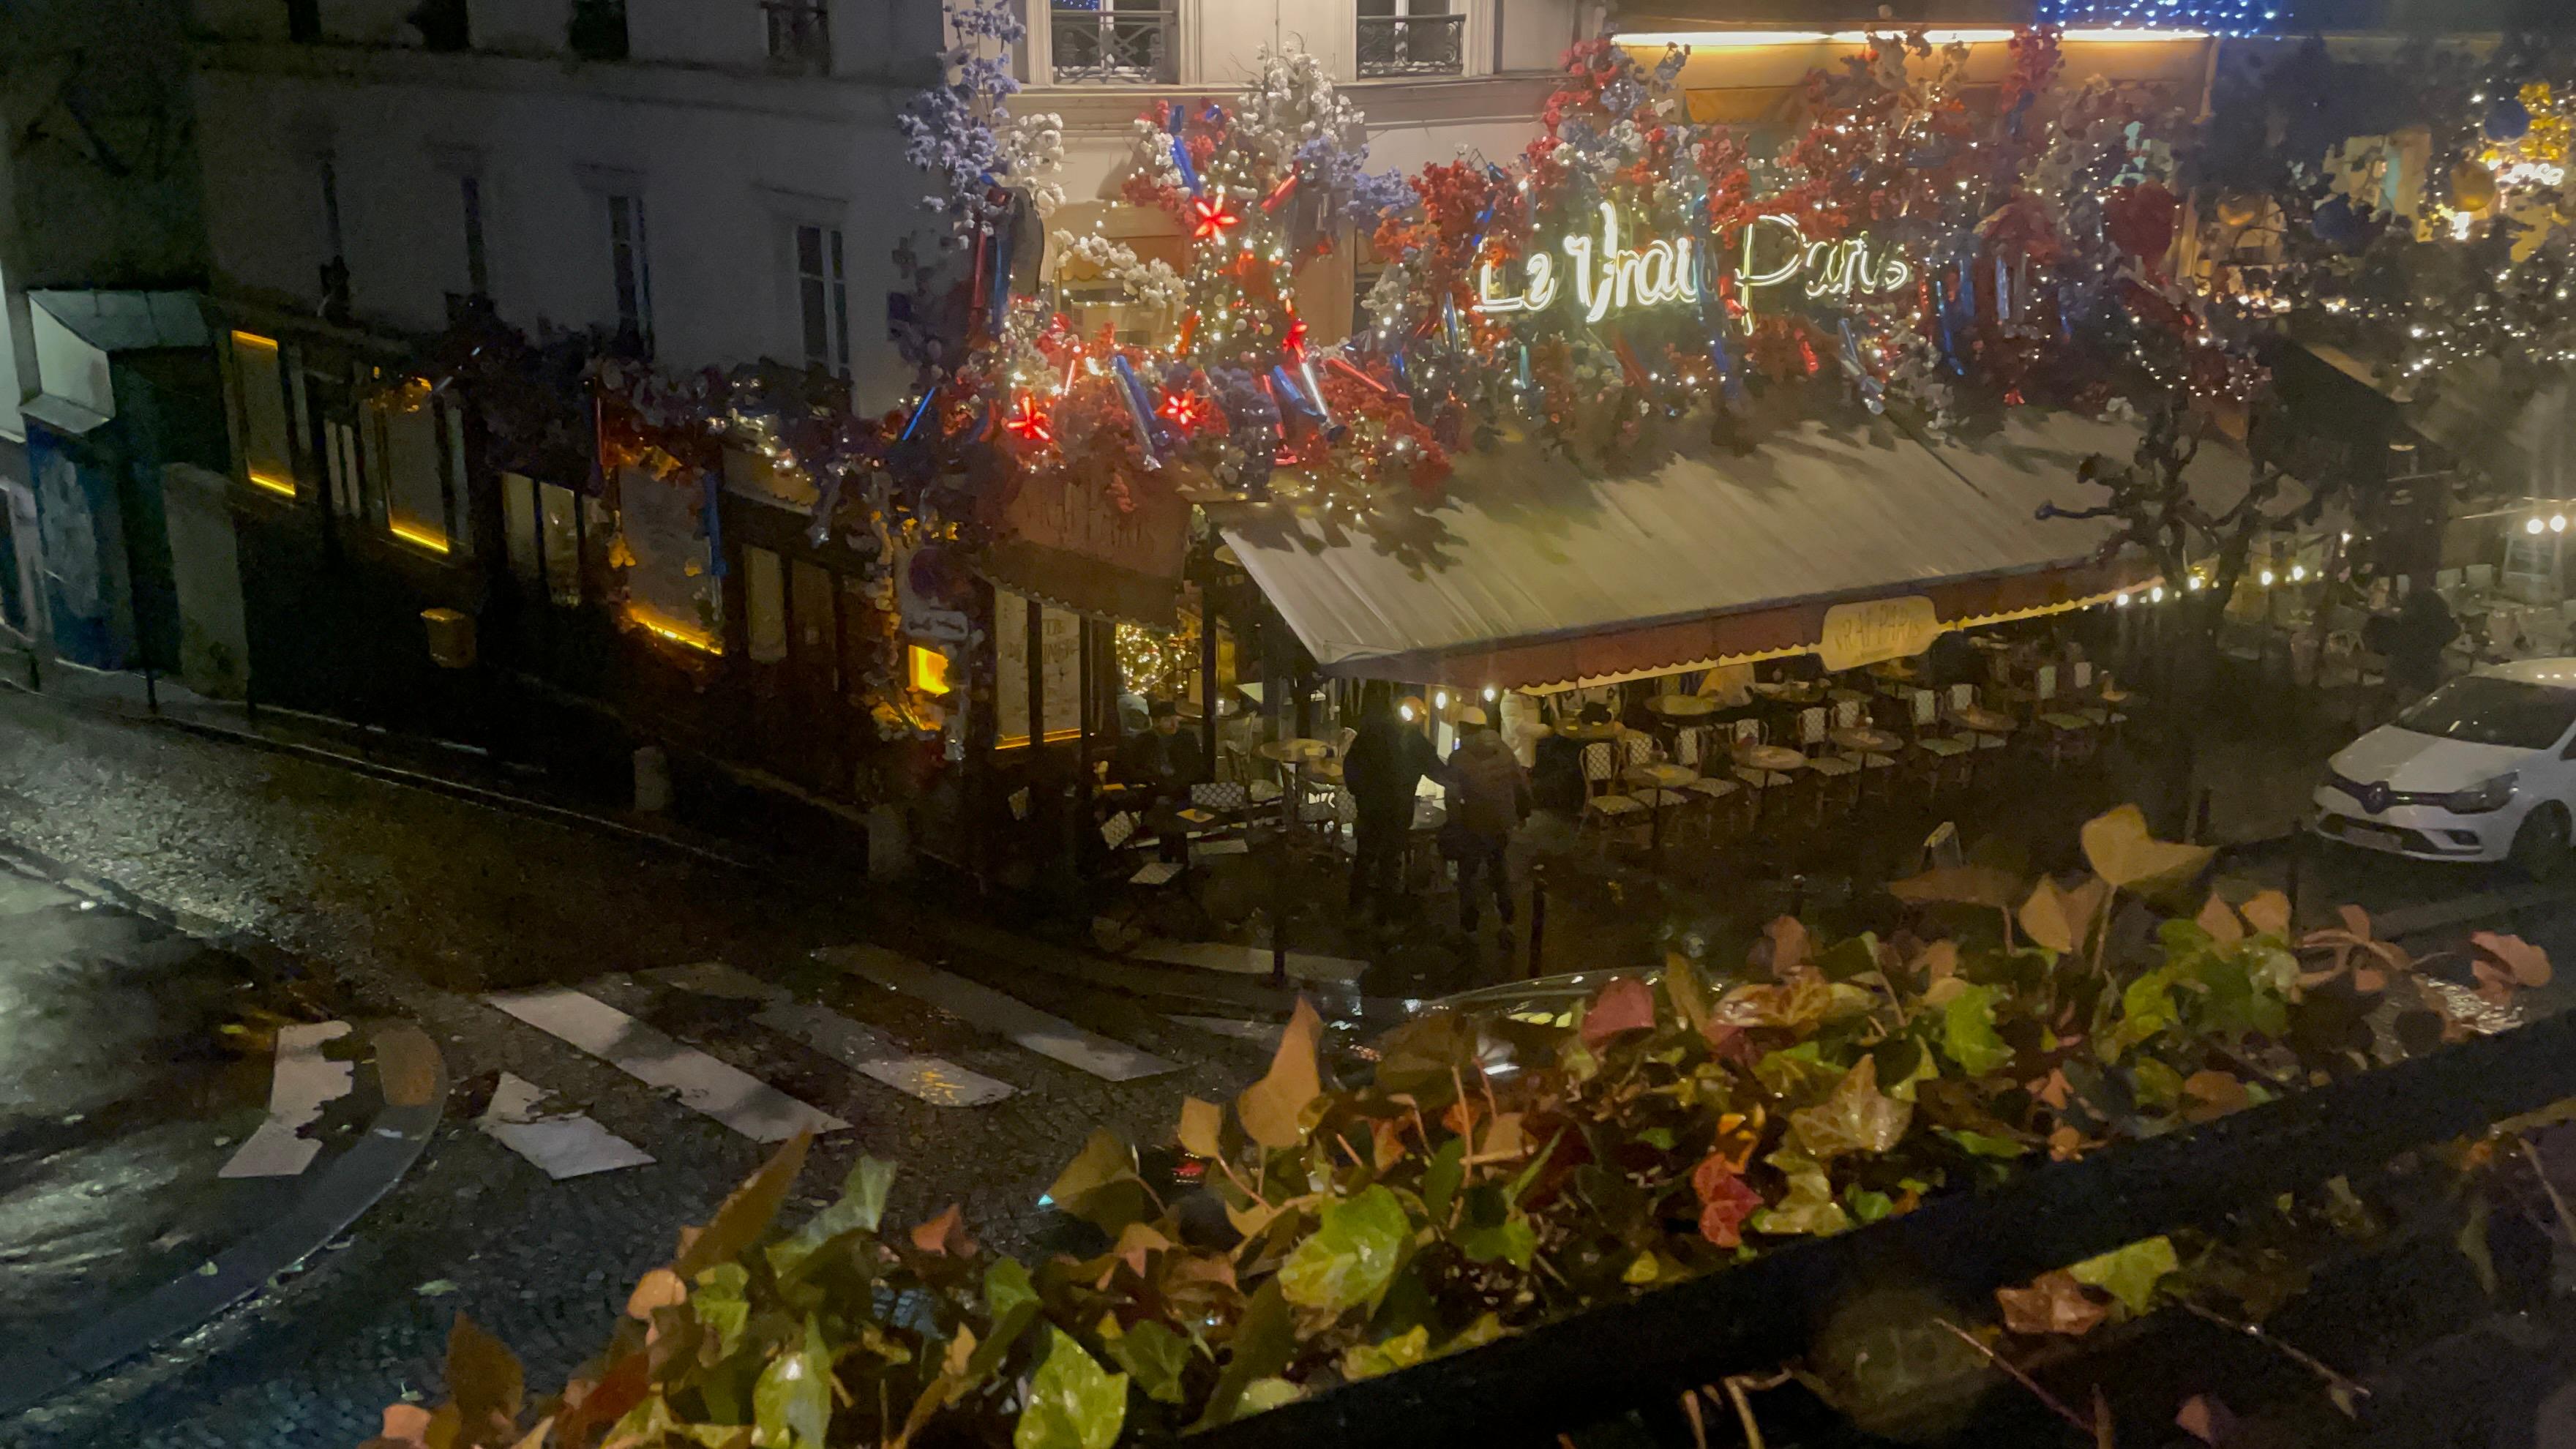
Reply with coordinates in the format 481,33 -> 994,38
503,472 -> 585,605
231,332 -> 296,497
286,0 -> 320,42
567,0 -> 628,59
795,223 -> 850,379
1358,0 -> 1463,77
763,0 -> 830,69
608,194 -> 653,350
1049,1 -> 1174,84
318,157 -> 349,316
460,176 -> 490,297
744,545 -> 787,662
367,381 -> 471,557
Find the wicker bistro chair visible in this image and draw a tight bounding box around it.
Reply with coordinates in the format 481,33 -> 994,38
1674,723 -> 1745,837
1731,717 -> 1798,823
1827,699 -> 1898,802
2076,664 -> 2134,742
1797,706 -> 1861,816
2032,664 -> 2096,766
1909,688 -> 1975,798
1948,684 -> 2012,752
1580,740 -> 1648,836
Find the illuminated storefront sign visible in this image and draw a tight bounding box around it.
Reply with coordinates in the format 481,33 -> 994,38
1476,208 -> 1912,326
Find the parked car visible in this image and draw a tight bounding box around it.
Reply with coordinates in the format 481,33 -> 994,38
2314,659 -> 2576,876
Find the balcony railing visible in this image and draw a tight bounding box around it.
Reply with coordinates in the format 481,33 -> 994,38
1049,3 -> 1174,84
763,0 -> 831,71
1358,12 -> 1464,78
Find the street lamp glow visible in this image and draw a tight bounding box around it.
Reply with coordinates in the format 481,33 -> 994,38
2150,585 -> 2165,602
2259,569 -> 2276,586
2114,592 -> 2131,607
2554,514 -> 2568,533
2290,565 -> 2307,582
2531,517 -> 2548,534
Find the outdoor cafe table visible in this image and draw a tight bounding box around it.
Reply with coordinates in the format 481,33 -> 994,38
1731,741 -> 1805,822
1556,720 -> 1623,744
1645,694 -> 1718,720
1952,704 -> 2016,737
1258,738 -> 1333,839
1623,762 -> 1697,869
1831,726 -> 1903,757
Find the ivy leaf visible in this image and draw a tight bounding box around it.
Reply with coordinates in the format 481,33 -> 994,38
1788,1057 -> 1912,1161
2081,804 -> 2212,892
1580,976 -> 1658,1046
1753,1041 -> 1843,1101
1191,1281 -> 1293,1431
2194,890 -> 2245,946
444,1312 -> 525,1427
1886,865 -> 2022,910
2119,967 -> 2182,1044
1663,953 -> 1713,1037
691,1263 -> 751,1360
1750,1150 -> 1852,1237
1420,1137 -> 1466,1226
1014,1328 -> 1128,1449
1236,998 -> 1325,1148
2068,1235 -> 2179,1316
1939,983 -> 2013,1077
2021,876 -> 2107,954
1340,1325 -> 1430,1382
1996,1270 -> 2110,1336
986,1256 -> 1039,1320
1843,1185 -> 1895,1224
1279,1186 -> 1411,1311
1940,1127 -> 2029,1159
1177,1097 -> 1225,1158
770,1156 -> 899,1278
752,1317 -> 834,1449
2239,890 -> 2291,937
1697,1169 -> 1764,1248
1454,1209 -> 1538,1268
677,1131 -> 812,1278
1101,1319 -> 1193,1405
1046,1129 -> 1145,1235
1236,1378 -> 1301,1413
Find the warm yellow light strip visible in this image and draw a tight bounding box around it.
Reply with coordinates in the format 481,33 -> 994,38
1615,27 -> 2209,48
247,470 -> 296,497
231,329 -> 280,352
389,519 -> 452,555
908,644 -> 953,696
629,604 -> 723,654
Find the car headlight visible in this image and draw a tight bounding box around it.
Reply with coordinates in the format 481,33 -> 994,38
2444,773 -> 2518,814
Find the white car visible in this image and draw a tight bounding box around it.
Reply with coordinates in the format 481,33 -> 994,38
2315,659 -> 2576,875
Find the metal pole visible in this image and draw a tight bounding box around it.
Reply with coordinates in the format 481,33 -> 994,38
143,663 -> 158,714
1526,865 -> 1546,979
1199,599 -> 1219,778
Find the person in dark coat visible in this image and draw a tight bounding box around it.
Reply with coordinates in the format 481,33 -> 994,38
1531,703 -> 1600,812
1342,684 -> 1444,921
1120,700 -> 1208,794
1445,708 -> 1531,937
2385,588 -> 2460,698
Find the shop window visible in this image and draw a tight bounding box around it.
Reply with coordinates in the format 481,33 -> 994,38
503,471 -> 584,605
617,465 -> 722,652
367,382 -> 471,557
231,332 -> 295,497
994,590 -> 1082,747
744,544 -> 788,662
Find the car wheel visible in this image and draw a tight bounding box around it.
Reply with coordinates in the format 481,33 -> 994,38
2510,804 -> 2572,882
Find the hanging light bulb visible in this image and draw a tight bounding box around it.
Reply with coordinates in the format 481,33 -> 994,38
2115,592 -> 2131,608
2530,517 -> 2548,535
1400,703 -> 1416,722
1434,690 -> 1450,711
2260,569 -> 2277,586
2187,574 -> 2206,591
2290,565 -> 2307,582
2555,514 -> 2568,533
2150,585 -> 2165,602
1483,686 -> 1499,702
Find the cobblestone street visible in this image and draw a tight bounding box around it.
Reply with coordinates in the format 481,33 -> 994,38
0,692 -> 1270,1449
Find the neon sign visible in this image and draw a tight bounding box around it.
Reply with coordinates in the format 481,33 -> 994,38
1475,207 -> 1912,326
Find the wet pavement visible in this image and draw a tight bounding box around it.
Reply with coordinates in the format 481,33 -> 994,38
0,690 -> 1269,1448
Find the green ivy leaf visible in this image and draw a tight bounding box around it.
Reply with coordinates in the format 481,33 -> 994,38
1454,1210 -> 1538,1268
1191,1281 -> 1293,1431
1939,984 -> 2013,1077
1636,1126 -> 1676,1151
1102,1319 -> 1193,1405
1939,1128 -> 2027,1159
768,1156 -> 900,1280
986,1257 -> 1039,1320
1046,1130 -> 1146,1235
1788,1058 -> 1912,1161
1753,1041 -> 1843,1101
1844,1185 -> 1895,1224
2130,1057 -> 2184,1110
1279,1186 -> 1412,1311
1751,1150 -> 1852,1237
2120,967 -> 2182,1044
752,1317 -> 833,1449
1420,1137 -> 1466,1226
1340,1324 -> 1431,1381
2068,1235 -> 2180,1316
690,1263 -> 749,1360
1013,1328 -> 1128,1449
1237,1378 -> 1302,1413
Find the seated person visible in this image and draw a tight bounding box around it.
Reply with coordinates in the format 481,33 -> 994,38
1119,700 -> 1208,797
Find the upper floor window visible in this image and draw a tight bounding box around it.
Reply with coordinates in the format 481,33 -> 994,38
1358,0 -> 1462,78
460,176 -> 491,298
608,195 -> 654,353
764,0 -> 831,70
1049,1 -> 1173,85
411,0 -> 471,51
796,223 -> 851,380
569,0 -> 629,60
286,0 -> 321,43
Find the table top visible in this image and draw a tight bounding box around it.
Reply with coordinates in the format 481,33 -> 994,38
1625,763 -> 1699,789
1832,727 -> 1903,754
1750,681 -> 1822,698
1257,738 -> 1333,763
1952,705 -> 2017,733
1647,694 -> 1718,718
1827,686 -> 1874,705
1734,743 -> 1807,772
1868,659 -> 1922,678
1557,722 -> 1624,743
1309,759 -> 1345,783
1970,635 -> 2012,652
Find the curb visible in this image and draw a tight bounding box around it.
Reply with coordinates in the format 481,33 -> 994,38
0,1019 -> 449,1418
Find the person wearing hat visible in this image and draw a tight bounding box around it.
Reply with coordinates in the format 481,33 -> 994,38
1343,682 -> 1445,923
1120,698 -> 1208,795
1444,706 -> 1530,940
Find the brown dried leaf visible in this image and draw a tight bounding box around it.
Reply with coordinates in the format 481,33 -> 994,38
1760,916 -> 1813,977
2194,891 -> 2244,946
624,1268 -> 686,1321
2081,804 -> 2213,891
2473,932 -> 2553,988
910,1203 -> 974,1257
2239,890 -> 2292,937
2181,1071 -> 2251,1123
1996,1270 -> 2110,1336
375,1405 -> 433,1449
675,1131 -> 812,1278
2176,1393 -> 2239,1444
1236,998 -> 1325,1149
444,1311 -> 525,1427
1177,1097 -> 1224,1158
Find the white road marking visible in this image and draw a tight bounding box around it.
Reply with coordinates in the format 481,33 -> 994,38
484,989 -> 846,1142
823,946 -> 1179,1082
477,1072 -> 656,1179
220,1022 -> 354,1178
1131,940 -> 1367,984
0,873 -> 75,918
1168,1014 -> 1287,1050
647,963 -> 1017,1108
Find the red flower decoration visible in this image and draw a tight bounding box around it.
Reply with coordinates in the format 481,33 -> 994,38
1157,389 -> 1208,430
1003,393 -> 1053,445
1190,192 -> 1243,241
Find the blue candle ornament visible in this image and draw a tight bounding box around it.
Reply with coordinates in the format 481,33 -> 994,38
1170,136 -> 1201,195
1110,355 -> 1163,468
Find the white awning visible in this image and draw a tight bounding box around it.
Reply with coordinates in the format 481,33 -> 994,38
1217,405 -> 2234,691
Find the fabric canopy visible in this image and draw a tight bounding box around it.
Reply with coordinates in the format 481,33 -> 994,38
1217,403 -> 2250,691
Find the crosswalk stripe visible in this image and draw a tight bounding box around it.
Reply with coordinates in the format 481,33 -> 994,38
220,1021 -> 353,1178
1133,940 -> 1367,984
643,961 -> 1016,1109
477,1071 -> 656,1179
823,946 -> 1180,1082
1168,1014 -> 1287,1051
484,988 -> 847,1142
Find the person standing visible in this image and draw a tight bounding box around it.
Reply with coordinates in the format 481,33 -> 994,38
1342,684 -> 1443,922
1445,707 -> 1531,940
2384,587 -> 2460,700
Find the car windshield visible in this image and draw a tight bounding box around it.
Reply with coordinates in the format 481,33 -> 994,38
2395,675 -> 2576,750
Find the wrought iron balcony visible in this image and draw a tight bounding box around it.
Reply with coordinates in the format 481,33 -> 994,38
1358,12 -> 1464,77
1049,2 -> 1174,84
